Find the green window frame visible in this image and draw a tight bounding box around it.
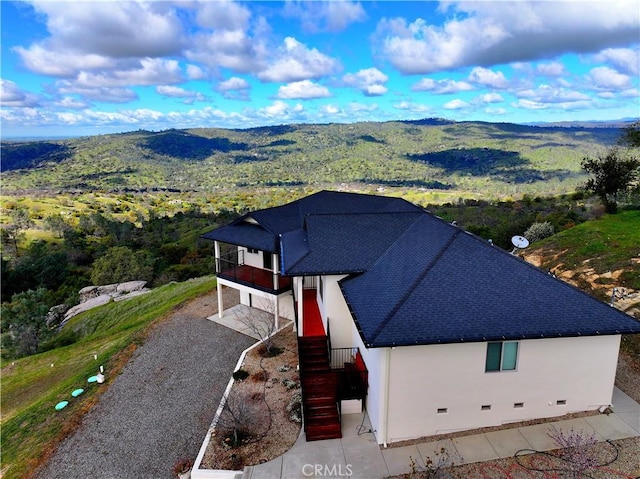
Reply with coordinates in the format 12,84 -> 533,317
485,341 -> 518,372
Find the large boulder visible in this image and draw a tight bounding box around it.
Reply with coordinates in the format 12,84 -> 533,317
78,281 -> 147,303
62,294 -> 112,324
78,285 -> 100,303
61,281 -> 152,325
96,284 -> 118,296
116,281 -> 147,294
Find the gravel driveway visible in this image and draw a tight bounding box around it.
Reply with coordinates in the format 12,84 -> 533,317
36,289 -> 252,479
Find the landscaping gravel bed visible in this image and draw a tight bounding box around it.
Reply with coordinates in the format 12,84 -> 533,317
35,288 -> 252,479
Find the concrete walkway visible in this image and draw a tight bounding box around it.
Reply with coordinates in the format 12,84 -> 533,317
243,390 -> 639,478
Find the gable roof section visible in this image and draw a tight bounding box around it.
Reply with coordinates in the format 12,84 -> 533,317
281,212 -> 423,275
341,217 -> 640,347
201,216 -> 279,252
202,190 -> 421,255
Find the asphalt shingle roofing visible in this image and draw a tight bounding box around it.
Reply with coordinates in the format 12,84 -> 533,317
203,191 -> 640,347
201,190 -> 421,254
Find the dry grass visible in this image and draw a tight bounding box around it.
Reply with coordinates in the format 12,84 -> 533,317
200,325 -> 302,471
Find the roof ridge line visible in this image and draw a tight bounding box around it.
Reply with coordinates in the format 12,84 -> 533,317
303,211 -> 422,218
279,229 -> 311,273
369,228 -> 462,345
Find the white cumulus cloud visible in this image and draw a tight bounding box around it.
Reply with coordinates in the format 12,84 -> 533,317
258,37 -> 341,83
0,80 -> 40,107
412,78 -> 474,94
587,66 -> 632,90
468,67 -> 509,89
284,1 -> 367,33
276,80 -> 332,99
593,48 -> 640,76
343,68 -> 388,96
374,1 -> 640,75
443,99 -> 470,110
156,85 -> 206,104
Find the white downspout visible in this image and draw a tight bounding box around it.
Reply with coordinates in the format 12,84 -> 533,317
214,241 -> 224,319
382,347 -> 391,448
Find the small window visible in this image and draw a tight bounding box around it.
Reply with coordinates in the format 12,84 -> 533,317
514,402 -> 524,408
247,248 -> 259,254
556,400 -> 567,406
437,408 -> 448,414
485,341 -> 519,372
481,405 -> 491,411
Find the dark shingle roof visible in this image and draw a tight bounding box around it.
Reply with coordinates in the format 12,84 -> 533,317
203,190 -> 640,346
201,217 -> 278,252
202,190 -> 420,254
340,215 -> 640,347
281,212 -> 423,275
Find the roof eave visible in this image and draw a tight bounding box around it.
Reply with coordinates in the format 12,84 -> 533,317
364,327 -> 640,348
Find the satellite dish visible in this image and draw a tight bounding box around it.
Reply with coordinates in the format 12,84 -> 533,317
510,235 -> 529,255
511,235 -> 529,249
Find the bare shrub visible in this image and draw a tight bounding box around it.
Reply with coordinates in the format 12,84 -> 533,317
546,426 -> 601,478
216,389 -> 268,447
408,445 -> 462,478
524,221 -> 555,243
233,297 -> 279,356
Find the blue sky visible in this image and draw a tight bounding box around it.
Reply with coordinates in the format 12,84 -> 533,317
1,0 -> 639,137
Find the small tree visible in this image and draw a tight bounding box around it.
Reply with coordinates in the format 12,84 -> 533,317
44,213 -> 71,238
524,221 -> 555,243
546,426 -> 600,478
619,120 -> 640,147
1,288 -> 52,358
581,148 -> 640,213
1,207 -> 34,259
216,389 -> 267,447
234,298 -> 280,356
90,246 -> 154,285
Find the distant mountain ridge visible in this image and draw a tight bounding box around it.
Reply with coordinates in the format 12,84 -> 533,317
0,119 -> 629,198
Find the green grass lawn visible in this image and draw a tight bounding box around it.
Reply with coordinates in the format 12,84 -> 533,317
528,209 -> 640,358
0,276 -> 217,479
531,209 -> 640,290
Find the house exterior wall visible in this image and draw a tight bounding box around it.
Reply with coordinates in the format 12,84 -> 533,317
239,246 -> 264,269
349,320 -> 387,442
384,334 -> 620,443
322,275 -> 352,349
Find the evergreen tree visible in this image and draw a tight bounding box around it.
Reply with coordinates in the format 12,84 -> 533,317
581,148 -> 640,213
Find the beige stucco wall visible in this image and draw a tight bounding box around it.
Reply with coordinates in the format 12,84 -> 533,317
384,334 -> 620,443
321,274 -> 352,348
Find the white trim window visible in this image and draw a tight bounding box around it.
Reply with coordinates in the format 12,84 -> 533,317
485,341 -> 518,372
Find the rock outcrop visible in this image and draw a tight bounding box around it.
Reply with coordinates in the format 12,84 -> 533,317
60,281 -> 150,327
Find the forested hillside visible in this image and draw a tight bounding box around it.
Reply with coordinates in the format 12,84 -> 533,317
1,120 -> 623,199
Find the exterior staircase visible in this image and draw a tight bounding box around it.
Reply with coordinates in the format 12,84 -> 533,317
298,336 -> 342,441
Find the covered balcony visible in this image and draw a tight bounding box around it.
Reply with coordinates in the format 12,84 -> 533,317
216,250 -> 292,294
